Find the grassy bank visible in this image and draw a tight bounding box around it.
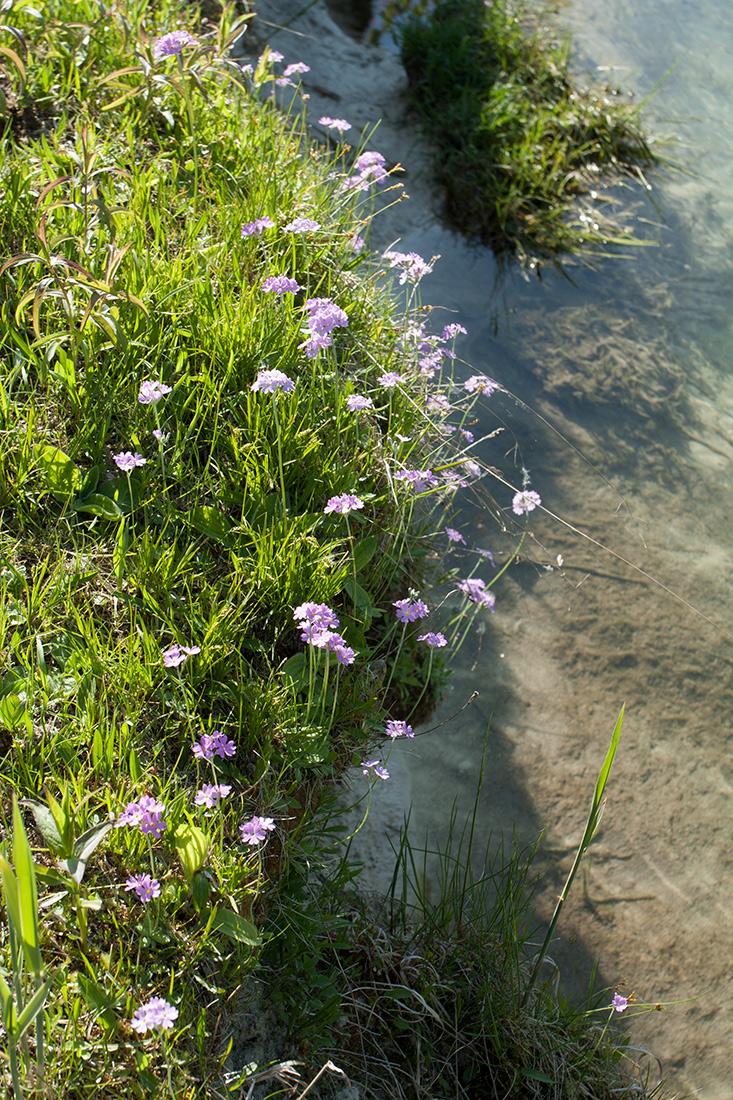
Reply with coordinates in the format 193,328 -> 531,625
391,0 -> 660,267
0,0 -> 665,1095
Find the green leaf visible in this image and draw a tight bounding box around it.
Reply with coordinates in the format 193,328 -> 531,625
14,980 -> 50,1045
73,492 -> 124,520
21,800 -> 65,856
95,475 -> 139,513
34,445 -> 82,499
210,907 -> 261,946
0,693 -> 26,730
281,652 -> 306,688
342,577 -> 374,623
172,820 -> 209,882
352,534 -> 379,573
12,799 -> 42,978
0,854 -> 21,931
73,821 -> 114,865
186,505 -> 233,544
0,970 -> 15,1033
78,464 -> 99,497
78,974 -> 116,1032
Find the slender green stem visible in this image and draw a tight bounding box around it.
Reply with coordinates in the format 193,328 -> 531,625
271,397 -> 287,515
178,55 -> 199,214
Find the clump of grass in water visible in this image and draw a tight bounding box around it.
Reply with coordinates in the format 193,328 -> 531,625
396,0 -> 660,269
279,717 -> 665,1099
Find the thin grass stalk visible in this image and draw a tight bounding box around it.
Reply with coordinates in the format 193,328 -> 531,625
522,706 -> 624,1006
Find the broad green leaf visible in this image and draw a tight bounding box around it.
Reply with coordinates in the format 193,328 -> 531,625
0,693 -> 26,730
352,534 -> 379,573
95,475 -> 138,513
78,464 -> 99,497
281,652 -> 306,687
187,505 -> 233,544
172,821 -> 209,882
12,799 -> 42,977
74,821 -> 114,865
21,800 -> 65,856
34,445 -> 82,498
210,907 -> 261,947
73,492 -> 123,520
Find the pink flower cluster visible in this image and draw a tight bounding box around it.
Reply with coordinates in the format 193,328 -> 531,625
293,602 -> 356,666
300,297 -> 349,358
195,783 -> 232,808
393,598 -> 429,624
192,731 -> 236,760
385,720 -> 414,739
262,274 -> 300,295
241,216 -> 275,237
394,468 -> 439,492
153,31 -> 197,60
240,815 -> 276,846
162,643 -> 200,668
324,493 -> 364,515
116,795 -> 167,839
458,577 -> 496,612
125,874 -> 161,902
340,151 -> 389,193
383,250 -> 434,285
251,368 -> 296,394
131,996 -> 178,1033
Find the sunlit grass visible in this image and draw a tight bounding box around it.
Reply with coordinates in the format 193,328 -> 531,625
396,0 -> 660,268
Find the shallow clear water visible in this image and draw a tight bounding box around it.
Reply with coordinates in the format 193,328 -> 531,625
371,2 -> 733,1096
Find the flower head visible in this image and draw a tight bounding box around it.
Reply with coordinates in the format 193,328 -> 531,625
324,493 -> 364,515
262,274 -> 300,295
445,527 -> 465,544
113,451 -> 146,472
393,468 -> 438,493
458,577 -> 496,612
377,371 -> 405,389
241,216 -> 275,238
293,602 -> 340,630
383,250 -> 434,284
131,996 -> 179,1034
251,368 -> 296,394
350,234 -> 366,254
611,993 -> 628,1013
512,489 -> 542,516
284,217 -> 320,233
464,374 -> 497,395
385,720 -> 414,739
153,31 -> 197,60
284,61 -> 310,77
193,730 -> 236,760
195,783 -> 232,808
441,323 -> 467,341
418,631 -> 448,648
138,380 -> 172,405
362,760 -> 389,780
116,795 -> 167,839
125,874 -> 162,903
319,116 -> 351,132
393,598 -> 429,624
162,644 -> 200,668
346,394 -> 373,412
239,815 -> 276,846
